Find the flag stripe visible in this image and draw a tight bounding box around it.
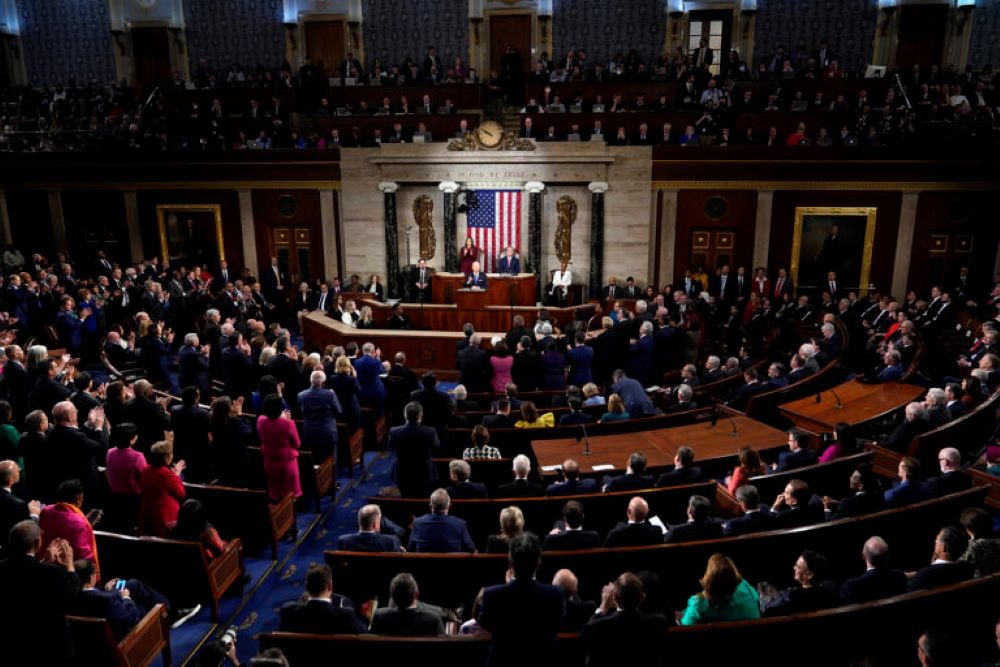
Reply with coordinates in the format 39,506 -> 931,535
466,190 -> 522,273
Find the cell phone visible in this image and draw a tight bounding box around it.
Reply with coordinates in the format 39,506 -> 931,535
115,579 -> 127,591
85,509 -> 103,525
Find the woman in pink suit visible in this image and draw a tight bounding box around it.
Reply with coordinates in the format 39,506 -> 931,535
459,236 -> 479,275
256,394 -> 302,502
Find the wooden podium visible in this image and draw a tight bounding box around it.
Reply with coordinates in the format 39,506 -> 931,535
432,272 -> 537,306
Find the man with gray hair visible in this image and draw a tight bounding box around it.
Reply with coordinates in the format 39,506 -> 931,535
926,447 -> 971,497
407,489 -> 476,552
457,331 -> 490,393
498,454 -> 544,497
923,387 -> 950,427
840,536 -> 907,603
178,331 -> 210,394
628,321 -> 655,386
883,402 -> 931,452
703,355 -> 724,382
298,369 -> 342,464
336,503 -> 403,552
446,459 -> 488,499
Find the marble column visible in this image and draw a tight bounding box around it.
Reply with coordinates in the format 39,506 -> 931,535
659,189 -> 679,285
588,182 -> 609,299
753,190 -> 775,270
892,192 -> 919,299
439,181 -> 460,272
47,190 -> 68,256
319,189 -> 338,282
525,181 -> 546,304
123,190 -> 143,262
237,190 -> 259,276
379,181 -> 401,299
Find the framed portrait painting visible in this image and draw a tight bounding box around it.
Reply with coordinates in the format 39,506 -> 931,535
790,207 -> 877,295
156,204 -> 225,268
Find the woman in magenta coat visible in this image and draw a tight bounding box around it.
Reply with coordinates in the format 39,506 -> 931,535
459,236 -> 479,275
139,441 -> 187,537
256,394 -> 302,502
489,340 -> 514,394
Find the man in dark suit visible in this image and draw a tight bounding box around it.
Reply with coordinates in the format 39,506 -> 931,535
177,333 -> 210,396
839,536 -> 907,603
725,367 -> 766,411
407,489 -> 476,552
69,558 -> 170,641
552,569 -> 597,632
711,265 -> 737,305
389,402 -> 441,498
446,459 -> 488,499
665,494 -> 724,543
411,258 -> 433,302
409,373 -> 457,442
604,496 -> 664,547
655,446 -> 704,487
280,564 -> 367,634
483,399 -> 518,430
497,247 -> 521,275
457,333 -> 491,394
603,452 -> 654,492
213,259 -> 233,291
545,458 -> 598,496
0,521 -> 81,665
579,572 -> 671,667
512,336 -> 542,390
772,428 -> 818,473
259,256 -> 286,306
46,401 -> 108,507
336,504 -> 402,552
126,380 -> 170,457
558,397 -> 595,427
371,573 -> 445,636
0,461 -> 38,554
520,117 -> 536,139
628,322 -> 656,386
821,467 -> 884,520
770,479 -> 824,528
603,276 -> 623,301
497,454 -> 545,498
170,387 -> 211,482
480,533 -> 565,666
723,485 -> 776,536
944,384 -> 967,419
621,277 -> 642,300
772,268 -> 793,302
907,527 -> 975,591
543,500 -> 602,551
465,261 -> 488,289
610,369 -> 660,417
925,447 -> 972,497
882,402 -> 931,452
883,457 -> 932,507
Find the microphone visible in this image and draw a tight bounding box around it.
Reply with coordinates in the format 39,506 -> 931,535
710,406 -> 719,428
816,390 -> 822,404
830,387 -> 843,409
580,422 -> 592,456
728,414 -> 738,437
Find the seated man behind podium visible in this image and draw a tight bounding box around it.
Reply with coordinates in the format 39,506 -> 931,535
446,459 -> 489,499
543,500 -> 602,551
498,246 -> 520,275
371,573 -> 445,636
407,488 -> 476,552
602,452 -> 654,492
545,458 -> 597,496
279,564 -> 368,635
497,454 -> 545,498
337,503 -> 403,552
466,261 -> 488,290
604,496 -> 664,547
411,258 -> 433,302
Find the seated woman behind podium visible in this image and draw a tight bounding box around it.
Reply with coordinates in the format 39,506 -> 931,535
515,401 -> 554,428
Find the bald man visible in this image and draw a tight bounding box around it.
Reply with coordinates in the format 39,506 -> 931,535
552,569 -> 597,632
604,496 -> 664,547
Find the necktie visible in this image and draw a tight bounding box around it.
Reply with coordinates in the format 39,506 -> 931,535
420,269 -> 425,284
319,294 -> 326,311
775,278 -> 783,297
830,281 -> 835,293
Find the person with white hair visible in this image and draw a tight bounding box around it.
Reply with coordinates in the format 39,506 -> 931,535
882,402 -> 932,453
923,388 -> 951,427
298,369 -> 342,464
497,454 -> 544,497
926,447 -> 972,497
178,332 -> 210,394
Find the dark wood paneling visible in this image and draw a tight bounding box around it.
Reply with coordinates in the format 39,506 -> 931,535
909,192 -> 997,295
61,191 -> 128,266
136,190 -> 243,270
304,20 -> 345,76
768,191 -> 901,297
490,14 -> 532,76
896,5 -> 948,70
252,190 -> 324,284
674,190 -> 758,285
6,190 -> 53,259
131,27 -> 172,89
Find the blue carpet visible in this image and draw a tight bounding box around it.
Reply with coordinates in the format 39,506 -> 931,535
166,451 -> 394,665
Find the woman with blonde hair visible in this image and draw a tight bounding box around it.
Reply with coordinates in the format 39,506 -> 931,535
599,394 -> 629,422
485,506 -> 525,553
681,553 -> 760,625
357,305 -> 376,329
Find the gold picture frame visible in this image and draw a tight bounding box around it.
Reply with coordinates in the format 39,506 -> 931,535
791,206 -> 877,295
155,204 -> 225,265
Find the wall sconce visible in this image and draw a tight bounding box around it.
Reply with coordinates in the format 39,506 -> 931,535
538,15 -> 550,42
283,22 -> 298,50
669,10 -> 684,39
470,17 -> 482,46
348,21 -> 360,51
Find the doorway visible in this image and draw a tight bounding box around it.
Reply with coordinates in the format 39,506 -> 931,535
896,5 -> 948,70
489,14 -> 532,77
688,10 -> 732,78
131,27 -> 172,89
304,20 -> 345,79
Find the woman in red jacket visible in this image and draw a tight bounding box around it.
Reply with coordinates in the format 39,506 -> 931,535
139,440 -> 186,537
256,394 -> 302,502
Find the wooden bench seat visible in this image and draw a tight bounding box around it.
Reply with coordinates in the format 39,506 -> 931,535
327,486 -> 986,609
68,602 -> 171,667
736,450 -> 875,502
247,447 -> 335,512
95,532 -> 244,622
744,360 -> 843,429
184,484 -> 295,560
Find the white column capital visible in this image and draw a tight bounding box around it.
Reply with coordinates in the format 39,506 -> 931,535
377,181 -> 400,194
588,182 -> 609,194
524,181 -> 546,194
438,181 -> 460,194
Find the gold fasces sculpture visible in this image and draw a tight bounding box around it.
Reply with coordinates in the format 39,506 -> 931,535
412,195 -> 436,260
555,195 -> 577,263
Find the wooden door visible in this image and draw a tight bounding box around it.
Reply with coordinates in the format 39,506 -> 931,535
131,27 -> 172,89
253,190 -> 325,291
690,230 -> 737,274
688,10 -> 732,78
896,5 -> 948,70
305,20 -> 345,78
489,14 -> 531,77
271,227 -> 316,285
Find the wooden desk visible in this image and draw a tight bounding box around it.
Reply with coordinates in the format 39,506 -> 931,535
353,296 -> 589,333
432,272 -> 537,306
532,415 -> 788,475
779,380 -> 924,435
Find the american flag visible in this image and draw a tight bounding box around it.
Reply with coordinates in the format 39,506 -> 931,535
465,190 -> 522,273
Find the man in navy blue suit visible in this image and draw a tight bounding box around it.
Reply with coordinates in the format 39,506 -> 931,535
839,536 -> 906,603
389,402 -> 440,498
445,459 -> 488,499
628,321 -> 655,386
279,564 -> 368,634
545,458 -> 597,496
54,295 -> 87,356
177,332 -> 210,395
480,532 -> 565,667
906,526 -> 974,591
883,457 -> 931,508
723,485 -> 776,536
772,428 -> 817,473
336,504 -> 403,552
610,369 -> 661,416
465,261 -> 488,289
498,247 -> 521,275
407,489 -> 476,552
69,558 -> 170,640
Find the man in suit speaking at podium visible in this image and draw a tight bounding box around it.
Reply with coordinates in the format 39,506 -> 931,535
466,261 -> 488,290
498,247 -> 520,275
